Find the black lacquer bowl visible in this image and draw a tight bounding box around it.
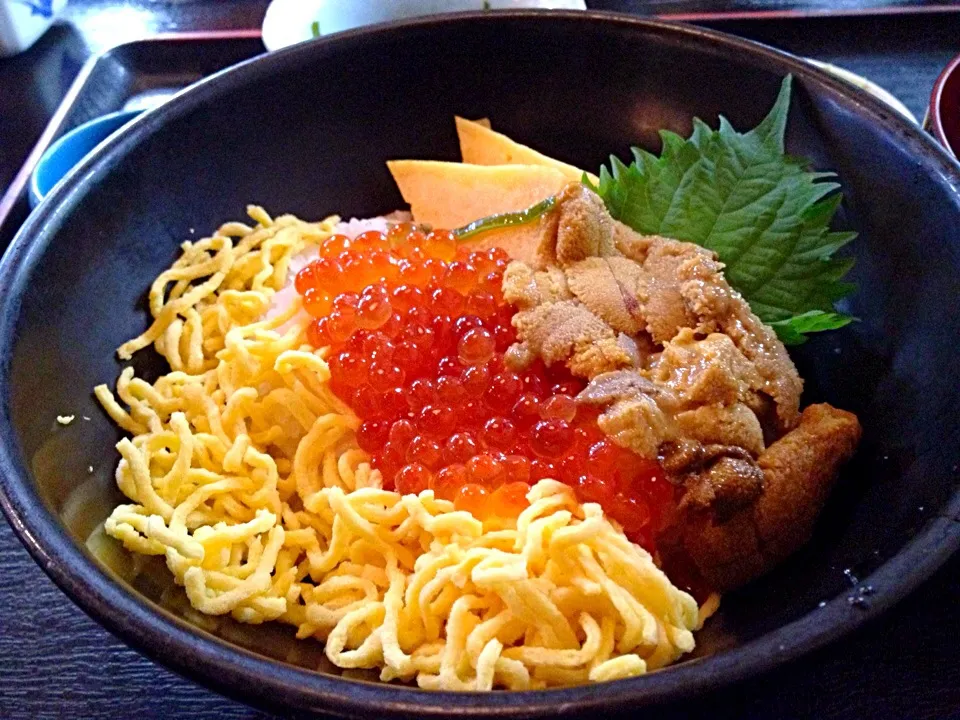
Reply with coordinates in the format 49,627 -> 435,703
1,12 -> 959,719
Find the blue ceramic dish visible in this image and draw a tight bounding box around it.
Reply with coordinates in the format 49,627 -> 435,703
29,109 -> 143,207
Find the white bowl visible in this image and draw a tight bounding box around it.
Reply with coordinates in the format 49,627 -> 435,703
262,0 -> 587,52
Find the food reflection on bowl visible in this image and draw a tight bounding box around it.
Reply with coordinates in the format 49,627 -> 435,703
927,51 -> 960,158
1,12 -> 960,718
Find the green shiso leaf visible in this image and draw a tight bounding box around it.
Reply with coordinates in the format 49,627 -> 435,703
592,76 -> 856,345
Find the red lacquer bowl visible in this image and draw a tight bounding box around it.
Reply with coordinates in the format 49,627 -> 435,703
928,51 -> 960,158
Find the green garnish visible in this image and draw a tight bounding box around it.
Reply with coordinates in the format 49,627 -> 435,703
591,76 -> 856,345
453,196 -> 557,241
769,310 -> 855,345
310,20 -> 321,38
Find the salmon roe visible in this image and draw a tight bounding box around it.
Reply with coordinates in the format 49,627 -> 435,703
296,224 -> 676,551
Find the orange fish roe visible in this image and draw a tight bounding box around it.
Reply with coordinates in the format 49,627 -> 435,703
295,225 -> 675,550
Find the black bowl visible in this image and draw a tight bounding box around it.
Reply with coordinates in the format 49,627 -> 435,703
1,11 -> 959,719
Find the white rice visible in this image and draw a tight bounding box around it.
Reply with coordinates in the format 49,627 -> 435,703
267,215 -> 395,327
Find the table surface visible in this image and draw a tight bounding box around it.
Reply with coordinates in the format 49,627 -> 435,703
1,2 -> 959,719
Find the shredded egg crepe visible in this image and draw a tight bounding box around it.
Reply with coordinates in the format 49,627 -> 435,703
95,207 -> 702,690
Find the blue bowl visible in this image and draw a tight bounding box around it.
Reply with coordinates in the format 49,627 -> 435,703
29,109 -> 143,208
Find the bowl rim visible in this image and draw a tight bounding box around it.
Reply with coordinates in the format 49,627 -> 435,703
929,50 -> 960,157
2,10 -> 960,717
